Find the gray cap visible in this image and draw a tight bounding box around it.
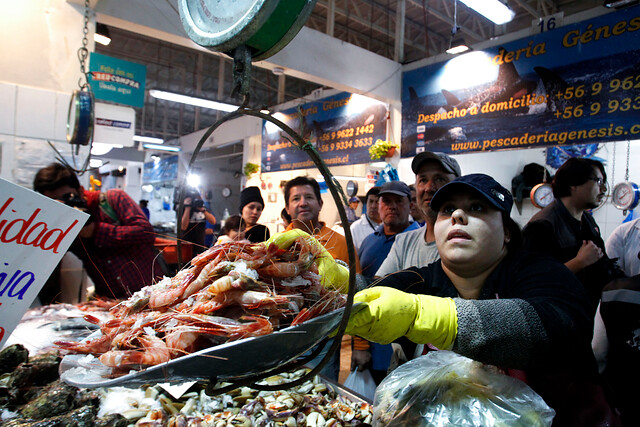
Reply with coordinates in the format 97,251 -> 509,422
378,181 -> 411,198
411,151 -> 461,177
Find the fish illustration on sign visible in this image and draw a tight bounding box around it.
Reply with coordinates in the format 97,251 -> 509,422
441,48 -> 539,114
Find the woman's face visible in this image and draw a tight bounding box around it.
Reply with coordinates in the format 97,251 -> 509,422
241,201 -> 263,227
434,191 -> 509,278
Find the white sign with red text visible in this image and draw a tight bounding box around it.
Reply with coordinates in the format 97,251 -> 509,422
0,178 -> 88,348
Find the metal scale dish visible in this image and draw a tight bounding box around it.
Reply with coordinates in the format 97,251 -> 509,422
59,304 -> 363,388
178,0 -> 318,60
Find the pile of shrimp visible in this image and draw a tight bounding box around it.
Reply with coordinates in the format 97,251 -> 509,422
56,237 -> 346,371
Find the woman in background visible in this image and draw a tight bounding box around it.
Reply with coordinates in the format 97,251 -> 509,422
239,186 -> 271,243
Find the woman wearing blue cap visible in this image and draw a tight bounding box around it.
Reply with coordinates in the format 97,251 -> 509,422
346,174 -> 618,425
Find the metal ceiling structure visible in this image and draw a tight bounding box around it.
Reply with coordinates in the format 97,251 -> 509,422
95,0 -> 606,147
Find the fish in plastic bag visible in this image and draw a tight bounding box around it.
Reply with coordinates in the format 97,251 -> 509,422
373,351 -> 555,426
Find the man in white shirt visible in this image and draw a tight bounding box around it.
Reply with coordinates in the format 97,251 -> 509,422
350,186 -> 381,251
376,151 -> 461,277
606,217 -> 640,277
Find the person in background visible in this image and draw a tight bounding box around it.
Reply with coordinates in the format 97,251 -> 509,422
523,157 -> 623,315
215,214 -> 243,245
408,184 -> 425,226
605,217 -> 640,277
376,151 -> 461,278
280,207 -> 292,228
181,189 -> 217,256
283,175 -> 361,381
346,174 -> 620,425
590,217 -> 640,425
284,176 -> 360,270
139,199 -> 150,220
239,186 -> 270,243
593,274 -> 640,426
359,181 -> 419,278
33,163 -> 161,300
345,196 -> 360,224
357,180 -> 420,384
350,186 -> 381,251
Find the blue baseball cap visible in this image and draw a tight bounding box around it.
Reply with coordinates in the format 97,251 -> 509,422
378,181 -> 412,198
430,174 -> 513,213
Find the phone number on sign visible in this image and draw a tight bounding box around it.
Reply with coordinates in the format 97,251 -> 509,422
318,137 -> 374,153
319,124 -> 375,142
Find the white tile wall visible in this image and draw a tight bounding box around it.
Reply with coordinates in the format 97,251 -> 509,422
15,86 -> 56,139
0,83 -> 17,134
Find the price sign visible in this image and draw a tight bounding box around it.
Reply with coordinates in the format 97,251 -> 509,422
0,178 -> 88,347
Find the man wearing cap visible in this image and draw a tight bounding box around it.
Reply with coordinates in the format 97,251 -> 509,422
345,196 -> 360,224
356,180 -> 420,383
239,186 -> 270,243
350,186 -> 381,251
358,181 -> 420,278
376,151 -> 461,278
346,174 -> 617,424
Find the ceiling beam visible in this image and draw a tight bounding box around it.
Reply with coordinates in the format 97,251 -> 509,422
407,0 -> 486,42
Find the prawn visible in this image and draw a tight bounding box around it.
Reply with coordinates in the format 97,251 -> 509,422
148,268 -> 198,309
191,289 -> 293,314
257,237 -> 319,278
166,314 -> 273,341
55,334 -> 112,355
99,334 -> 171,368
181,259 -> 235,299
205,271 -> 270,294
291,290 -> 346,326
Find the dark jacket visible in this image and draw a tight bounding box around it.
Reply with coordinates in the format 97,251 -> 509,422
523,200 -> 624,314
377,252 -> 617,426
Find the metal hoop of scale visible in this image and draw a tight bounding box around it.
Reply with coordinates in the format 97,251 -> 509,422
174,0 -> 357,394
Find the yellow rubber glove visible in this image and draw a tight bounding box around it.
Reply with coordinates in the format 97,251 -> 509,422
345,287 -> 458,349
267,229 -> 350,292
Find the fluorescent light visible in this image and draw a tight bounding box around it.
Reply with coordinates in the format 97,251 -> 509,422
90,159 -> 103,168
91,143 -> 123,155
149,89 -> 238,112
133,135 -> 164,144
143,143 -> 180,152
460,0 -> 515,25
446,43 -> 471,54
94,33 -> 111,46
94,23 -> 111,46
260,109 -> 270,114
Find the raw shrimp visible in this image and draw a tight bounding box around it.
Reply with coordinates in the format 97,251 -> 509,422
205,271 -> 270,294
166,314 -> 273,341
181,260 -> 236,299
257,237 -> 319,278
99,335 -> 171,368
55,334 -> 112,355
191,289 -> 293,314
148,268 -> 198,309
291,290 -> 346,326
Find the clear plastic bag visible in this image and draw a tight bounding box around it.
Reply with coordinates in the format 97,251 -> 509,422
344,367 -> 377,402
373,351 -> 555,426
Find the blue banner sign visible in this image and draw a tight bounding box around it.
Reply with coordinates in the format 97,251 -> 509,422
402,6 -> 640,156
88,52 -> 146,108
143,155 -> 178,184
262,92 -> 388,172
